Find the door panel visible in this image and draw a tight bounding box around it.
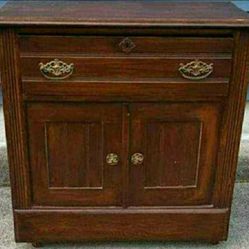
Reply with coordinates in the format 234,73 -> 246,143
27,103 -> 123,207
145,120 -> 201,188
47,121 -> 103,188
129,103 -> 221,206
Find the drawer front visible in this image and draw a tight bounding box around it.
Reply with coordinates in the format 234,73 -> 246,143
21,57 -> 231,80
20,35 -> 233,99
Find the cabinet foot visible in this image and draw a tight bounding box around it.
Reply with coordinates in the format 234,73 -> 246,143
32,243 -> 43,248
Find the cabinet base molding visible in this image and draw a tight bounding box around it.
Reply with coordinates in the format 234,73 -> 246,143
15,209 -> 229,243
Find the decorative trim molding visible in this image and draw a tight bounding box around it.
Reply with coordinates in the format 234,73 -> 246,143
213,31 -> 249,209
0,29 -> 31,208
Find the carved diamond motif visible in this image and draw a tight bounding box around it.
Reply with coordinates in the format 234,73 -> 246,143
119,37 -> 136,53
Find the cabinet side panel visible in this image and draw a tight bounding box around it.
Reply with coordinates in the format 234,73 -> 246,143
0,29 -> 31,208
213,31 -> 249,208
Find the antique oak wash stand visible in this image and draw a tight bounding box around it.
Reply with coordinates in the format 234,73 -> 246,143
1,1 -> 249,246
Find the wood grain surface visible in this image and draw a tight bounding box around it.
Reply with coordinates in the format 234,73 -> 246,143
0,1 -> 248,27
0,1 -> 249,245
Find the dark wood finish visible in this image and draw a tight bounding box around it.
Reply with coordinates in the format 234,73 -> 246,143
20,35 -> 232,82
14,209 -> 229,243
20,35 -> 232,99
22,82 -> 229,103
27,103 -> 124,207
129,103 -> 221,206
213,31 -> 249,208
17,27 -> 234,36
0,29 -> 31,208
0,1 -> 249,27
1,1 -> 249,245
20,36 -> 233,54
21,56 -> 231,81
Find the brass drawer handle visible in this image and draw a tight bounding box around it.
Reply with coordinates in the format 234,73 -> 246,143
131,153 -> 144,165
106,153 -> 119,166
179,59 -> 213,80
39,59 -> 74,80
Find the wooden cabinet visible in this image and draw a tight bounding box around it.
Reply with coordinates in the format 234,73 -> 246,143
1,0 -> 249,246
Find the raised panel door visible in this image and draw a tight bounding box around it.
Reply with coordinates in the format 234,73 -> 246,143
27,103 -> 124,207
129,103 -> 222,206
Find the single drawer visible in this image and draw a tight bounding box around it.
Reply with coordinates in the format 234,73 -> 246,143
21,56 -> 231,81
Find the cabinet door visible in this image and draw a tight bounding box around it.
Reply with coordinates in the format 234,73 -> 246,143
27,103 -> 123,207
129,103 -> 221,206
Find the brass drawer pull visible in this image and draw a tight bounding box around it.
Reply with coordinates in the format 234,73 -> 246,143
39,59 -> 74,80
179,59 -> 213,80
106,153 -> 119,166
131,153 -> 144,165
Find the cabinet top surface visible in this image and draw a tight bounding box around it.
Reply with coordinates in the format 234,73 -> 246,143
0,1 -> 249,27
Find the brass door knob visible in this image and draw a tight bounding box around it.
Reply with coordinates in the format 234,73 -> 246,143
131,153 -> 144,165
106,153 -> 119,166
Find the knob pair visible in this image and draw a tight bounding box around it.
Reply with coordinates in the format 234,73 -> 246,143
106,153 -> 144,166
